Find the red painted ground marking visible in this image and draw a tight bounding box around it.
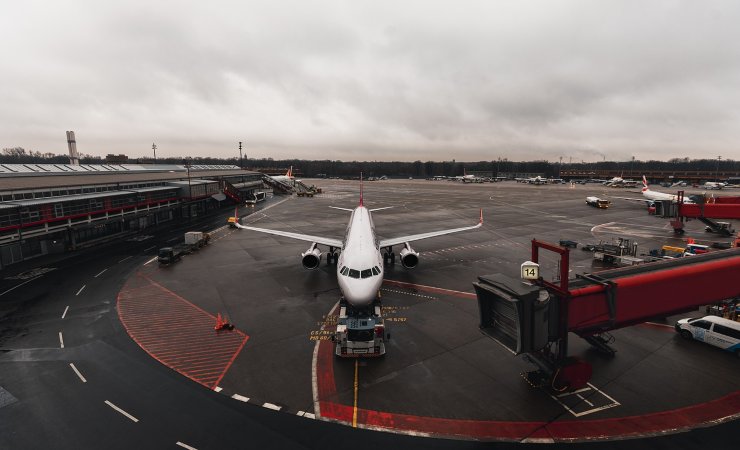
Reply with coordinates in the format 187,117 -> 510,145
117,274 -> 249,389
316,281 -> 740,441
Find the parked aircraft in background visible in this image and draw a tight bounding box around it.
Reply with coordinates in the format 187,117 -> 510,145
454,169 -> 480,183
611,176 -> 695,206
704,181 -> 726,190
524,176 -> 548,185
270,166 -> 295,183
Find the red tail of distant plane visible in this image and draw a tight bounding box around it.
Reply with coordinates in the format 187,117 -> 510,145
642,175 -> 649,192
359,173 -> 364,207
286,166 -> 293,178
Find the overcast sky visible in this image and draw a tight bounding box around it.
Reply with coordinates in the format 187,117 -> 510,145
1,0 -> 739,162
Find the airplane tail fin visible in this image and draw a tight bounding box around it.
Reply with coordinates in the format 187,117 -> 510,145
642,175 -> 649,192
286,166 -> 293,178
359,173 -> 363,207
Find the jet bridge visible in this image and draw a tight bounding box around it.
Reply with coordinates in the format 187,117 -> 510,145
474,240 -> 740,392
667,191 -> 740,235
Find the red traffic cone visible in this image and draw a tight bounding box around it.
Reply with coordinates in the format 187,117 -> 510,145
214,313 -> 224,330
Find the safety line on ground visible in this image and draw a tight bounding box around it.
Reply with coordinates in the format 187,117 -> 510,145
69,363 -> 87,383
104,400 -> 139,423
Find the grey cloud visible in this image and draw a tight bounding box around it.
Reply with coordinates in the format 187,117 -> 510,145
1,0 -> 739,161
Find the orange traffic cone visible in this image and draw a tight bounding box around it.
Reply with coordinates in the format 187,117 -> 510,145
214,313 -> 224,331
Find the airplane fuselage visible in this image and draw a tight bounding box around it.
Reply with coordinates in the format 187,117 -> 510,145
336,206 -> 384,306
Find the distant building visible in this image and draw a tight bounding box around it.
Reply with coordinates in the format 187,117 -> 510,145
106,154 -> 129,164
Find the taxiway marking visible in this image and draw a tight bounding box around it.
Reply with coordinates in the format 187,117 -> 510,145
232,394 -> 249,402
262,402 -> 281,411
0,275 -> 42,297
59,332 -> 64,349
144,245 -> 156,252
76,285 -> 86,296
214,386 -> 223,392
352,359 -> 359,428
143,256 -> 157,265
69,363 -> 87,383
118,256 -> 133,263
94,268 -> 107,278
61,305 -> 69,319
176,442 -> 198,450
297,411 -> 316,419
104,400 -> 139,422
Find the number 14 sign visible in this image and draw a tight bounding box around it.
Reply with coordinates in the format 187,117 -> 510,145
520,261 -> 540,280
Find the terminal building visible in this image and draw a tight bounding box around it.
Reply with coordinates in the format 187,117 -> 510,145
0,163 -> 267,269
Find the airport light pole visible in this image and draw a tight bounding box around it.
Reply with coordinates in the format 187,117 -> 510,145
239,141 -> 243,169
152,143 -> 157,162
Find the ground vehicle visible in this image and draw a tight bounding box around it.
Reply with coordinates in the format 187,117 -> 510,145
586,196 -> 610,208
334,300 -> 387,357
593,237 -> 643,266
705,221 -> 734,234
157,232 -> 210,264
675,316 -> 740,357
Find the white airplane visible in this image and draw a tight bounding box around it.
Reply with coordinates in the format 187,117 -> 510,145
235,180 -> 483,306
270,166 -> 295,183
453,169 -> 477,182
526,176 -> 548,185
703,181 -> 726,190
612,176 -> 694,205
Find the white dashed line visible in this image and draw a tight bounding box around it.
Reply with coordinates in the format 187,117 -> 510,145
144,246 -> 156,252
94,268 -> 107,278
214,386 -> 223,392
118,256 -> 133,263
69,363 -> 87,383
297,411 -> 316,419
262,402 -> 282,411
143,256 -> 157,265
232,394 -> 250,402
75,285 -> 86,296
104,400 -> 139,422
61,305 -> 69,319
59,332 -> 64,348
0,275 -> 42,297
176,442 -> 198,450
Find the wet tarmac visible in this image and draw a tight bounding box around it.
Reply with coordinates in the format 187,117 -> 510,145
120,179 -> 740,442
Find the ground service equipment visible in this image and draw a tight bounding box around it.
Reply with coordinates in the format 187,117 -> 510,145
333,299 -> 387,357
474,240 -> 740,392
157,232 -> 210,265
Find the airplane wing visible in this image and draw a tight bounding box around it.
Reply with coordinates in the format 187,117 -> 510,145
610,196 -> 652,204
235,223 -> 343,248
378,210 -> 483,248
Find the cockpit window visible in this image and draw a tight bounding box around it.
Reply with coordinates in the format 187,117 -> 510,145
340,266 -> 349,276
371,266 -> 380,275
348,269 -> 360,278
360,269 -> 372,278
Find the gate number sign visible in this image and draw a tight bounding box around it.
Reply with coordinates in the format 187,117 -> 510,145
521,261 -> 540,280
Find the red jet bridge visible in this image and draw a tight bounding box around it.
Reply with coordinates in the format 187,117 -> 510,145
667,191 -> 740,235
474,240 -> 740,392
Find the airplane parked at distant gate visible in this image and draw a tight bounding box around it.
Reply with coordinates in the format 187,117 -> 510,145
235,177 -> 483,306
270,166 -> 295,183
611,176 -> 695,206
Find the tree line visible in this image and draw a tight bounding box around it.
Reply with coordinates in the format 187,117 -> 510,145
2,147 -> 738,178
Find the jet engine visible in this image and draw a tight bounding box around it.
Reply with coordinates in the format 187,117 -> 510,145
400,244 -> 419,269
301,244 -> 322,270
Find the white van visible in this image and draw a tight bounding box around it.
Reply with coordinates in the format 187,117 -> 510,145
675,316 -> 740,357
